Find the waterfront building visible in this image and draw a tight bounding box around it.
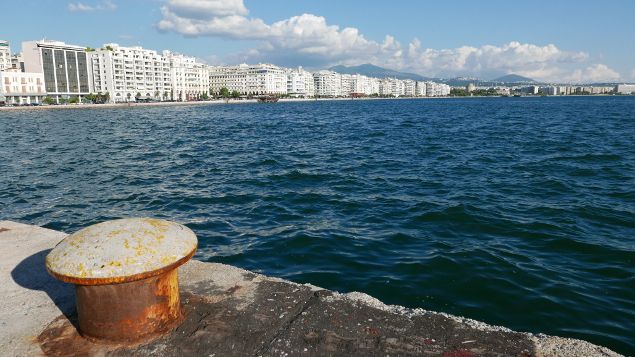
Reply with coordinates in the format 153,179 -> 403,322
209,63 -> 287,96
404,80 -> 416,96
425,81 -> 437,97
615,84 -> 635,94
340,74 -> 354,96
466,83 -> 476,93
415,81 -> 427,96
22,40 -> 92,103
90,43 -> 172,103
350,74 -> 378,96
313,70 -> 342,97
541,86 -> 559,95
380,78 -> 404,97
165,51 -> 209,101
0,40 -> 11,71
425,81 -> 451,97
286,66 -> 314,97
0,67 -> 46,105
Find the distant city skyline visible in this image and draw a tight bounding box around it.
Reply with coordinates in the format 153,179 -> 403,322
3,0 -> 634,83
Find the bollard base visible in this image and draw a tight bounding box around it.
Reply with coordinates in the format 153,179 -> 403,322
75,269 -> 183,343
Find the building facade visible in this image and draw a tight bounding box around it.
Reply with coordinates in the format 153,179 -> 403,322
286,67 -> 314,97
90,43 -> 172,103
22,40 -> 92,102
0,40 -> 11,71
616,84 -> 635,94
313,70 -> 342,97
0,68 -> 46,105
166,51 -> 209,101
209,64 -> 287,96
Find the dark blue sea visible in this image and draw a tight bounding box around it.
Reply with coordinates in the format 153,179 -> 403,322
1,97 -> 634,354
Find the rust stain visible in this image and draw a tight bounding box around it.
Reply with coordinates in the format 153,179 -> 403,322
75,269 -> 184,343
0,228 -> 10,233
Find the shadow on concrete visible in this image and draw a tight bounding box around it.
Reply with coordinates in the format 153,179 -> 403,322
11,249 -> 79,329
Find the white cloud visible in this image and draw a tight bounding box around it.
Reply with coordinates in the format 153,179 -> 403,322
68,0 -> 116,12
157,0 -> 621,82
631,69 -> 635,81
565,64 -> 621,83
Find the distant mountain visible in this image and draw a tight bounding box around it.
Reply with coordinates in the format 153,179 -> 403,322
491,74 -> 536,83
329,64 -> 428,81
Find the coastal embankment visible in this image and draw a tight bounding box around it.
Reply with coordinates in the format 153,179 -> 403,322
0,221 -> 621,356
0,96 -> 441,111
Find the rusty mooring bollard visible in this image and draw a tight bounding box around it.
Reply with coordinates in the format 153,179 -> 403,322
45,218 -> 197,343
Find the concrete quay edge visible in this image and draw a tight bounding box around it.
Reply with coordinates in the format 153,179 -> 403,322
0,220 -> 622,356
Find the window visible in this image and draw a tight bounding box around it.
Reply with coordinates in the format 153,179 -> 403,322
54,49 -> 68,93
42,48 -> 57,92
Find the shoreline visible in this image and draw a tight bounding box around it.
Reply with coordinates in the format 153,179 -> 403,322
0,94 -> 625,112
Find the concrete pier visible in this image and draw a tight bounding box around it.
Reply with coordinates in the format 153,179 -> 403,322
0,221 -> 621,356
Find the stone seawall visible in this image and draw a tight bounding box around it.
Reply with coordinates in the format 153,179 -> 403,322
0,221 -> 621,356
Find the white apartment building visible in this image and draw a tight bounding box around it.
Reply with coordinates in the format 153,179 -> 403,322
165,51 -> 209,101
90,43 -> 172,103
403,80 -> 416,97
22,40 -> 92,102
340,74 -> 354,96
379,78 -> 405,97
415,81 -> 427,96
209,63 -> 287,96
313,70 -> 342,97
348,74 -> 378,96
0,40 -> 11,71
0,68 -> 46,105
425,81 -> 450,96
286,66 -> 314,97
615,84 -> 635,94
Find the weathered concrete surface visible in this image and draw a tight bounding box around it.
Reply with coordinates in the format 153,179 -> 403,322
0,221 -> 622,356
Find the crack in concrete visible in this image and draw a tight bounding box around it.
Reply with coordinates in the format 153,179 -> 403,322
255,291 -> 322,356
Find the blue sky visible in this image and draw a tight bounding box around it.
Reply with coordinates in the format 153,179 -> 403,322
2,0 -> 634,82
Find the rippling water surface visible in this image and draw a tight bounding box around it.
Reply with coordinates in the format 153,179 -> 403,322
1,97 -> 634,354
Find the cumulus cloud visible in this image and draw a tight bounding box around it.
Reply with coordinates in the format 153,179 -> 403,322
565,64 -> 621,83
157,0 -> 621,82
68,0 -> 116,12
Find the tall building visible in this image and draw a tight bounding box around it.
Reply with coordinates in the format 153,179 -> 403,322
209,64 -> 287,96
340,74 -> 354,96
22,40 -> 92,102
165,51 -> 209,101
403,80 -> 416,96
615,84 -> 635,94
0,40 -> 11,71
350,74 -> 378,96
286,66 -> 314,97
415,81 -> 427,96
90,43 -> 172,103
379,78 -> 404,97
313,70 -> 342,97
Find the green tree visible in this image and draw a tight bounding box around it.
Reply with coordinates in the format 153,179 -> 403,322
200,92 -> 209,100
43,97 -> 55,105
219,87 -> 230,98
68,96 -> 79,104
231,90 -> 241,98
